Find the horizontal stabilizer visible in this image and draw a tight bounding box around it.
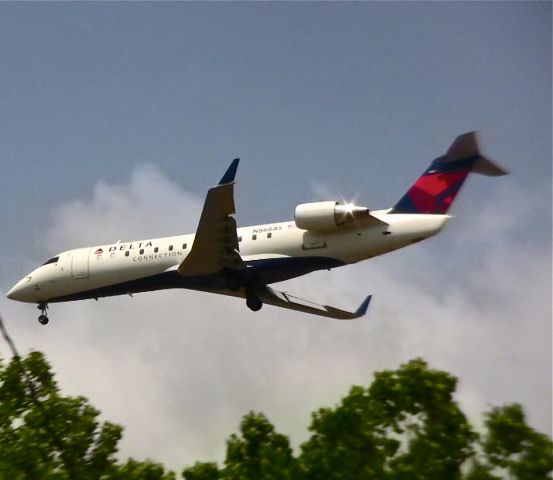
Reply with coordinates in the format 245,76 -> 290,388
259,286 -> 371,320
445,132 -> 507,176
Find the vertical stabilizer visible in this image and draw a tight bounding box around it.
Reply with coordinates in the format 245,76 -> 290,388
390,132 -> 507,215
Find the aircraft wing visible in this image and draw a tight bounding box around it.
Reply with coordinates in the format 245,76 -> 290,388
257,286 -> 371,320
178,159 -> 245,276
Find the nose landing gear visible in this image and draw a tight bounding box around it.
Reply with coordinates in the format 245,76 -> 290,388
37,302 -> 49,325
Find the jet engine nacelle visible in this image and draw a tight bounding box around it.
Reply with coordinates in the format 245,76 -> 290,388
294,201 -> 369,231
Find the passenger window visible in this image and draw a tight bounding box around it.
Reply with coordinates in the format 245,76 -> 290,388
238,236 -> 242,242
125,251 -> 130,257
267,232 -> 272,239
139,249 -> 144,254
154,247 -> 159,253
182,243 -> 187,249
169,245 -> 173,251
252,234 -> 257,240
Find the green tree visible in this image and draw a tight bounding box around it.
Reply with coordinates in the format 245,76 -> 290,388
0,351 -> 122,479
2,349 -> 551,480
0,351 -> 176,480
299,358 -> 477,480
182,461 -> 221,480
113,459 -> 176,480
182,413 -> 297,480
183,359 -> 552,480
478,404 -> 553,479
223,412 -> 297,480
464,462 -> 502,480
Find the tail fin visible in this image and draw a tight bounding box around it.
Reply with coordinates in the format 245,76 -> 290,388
390,132 -> 507,215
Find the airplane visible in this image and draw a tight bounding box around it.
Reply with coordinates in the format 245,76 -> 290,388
7,132 -> 506,325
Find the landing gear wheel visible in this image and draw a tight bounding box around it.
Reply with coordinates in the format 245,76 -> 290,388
38,315 -> 49,326
246,295 -> 263,312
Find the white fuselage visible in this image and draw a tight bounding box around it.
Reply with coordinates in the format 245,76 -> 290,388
7,211 -> 449,304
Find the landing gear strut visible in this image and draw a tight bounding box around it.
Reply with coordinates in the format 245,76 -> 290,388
37,302 -> 49,325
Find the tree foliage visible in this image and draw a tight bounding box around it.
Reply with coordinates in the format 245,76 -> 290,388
183,359 -> 552,480
479,404 -> 553,478
182,412 -> 296,480
224,412 -> 297,480
1,352 -> 551,480
182,461 -> 221,480
299,358 -> 477,480
0,351 -> 175,479
112,459 -> 176,480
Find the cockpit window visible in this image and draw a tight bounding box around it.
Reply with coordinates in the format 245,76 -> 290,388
42,256 -> 59,266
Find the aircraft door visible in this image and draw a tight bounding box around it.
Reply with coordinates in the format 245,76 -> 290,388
71,248 -> 90,279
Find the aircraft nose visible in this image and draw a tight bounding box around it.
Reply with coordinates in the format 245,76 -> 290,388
6,284 -> 20,300
6,276 -> 33,302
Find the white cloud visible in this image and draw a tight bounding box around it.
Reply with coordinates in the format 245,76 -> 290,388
0,165 -> 550,471
44,164 -> 202,252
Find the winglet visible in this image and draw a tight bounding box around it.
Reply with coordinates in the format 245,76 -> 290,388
355,295 -> 372,317
219,158 -> 240,185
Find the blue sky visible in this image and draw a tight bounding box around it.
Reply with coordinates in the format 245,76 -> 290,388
0,2 -> 551,469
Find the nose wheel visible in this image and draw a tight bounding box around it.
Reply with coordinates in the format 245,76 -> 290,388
37,303 -> 49,325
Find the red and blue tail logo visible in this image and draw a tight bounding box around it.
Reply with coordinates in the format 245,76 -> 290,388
391,156 -> 478,214
391,132 -> 507,215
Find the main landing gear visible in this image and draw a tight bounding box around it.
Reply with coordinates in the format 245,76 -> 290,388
246,289 -> 263,312
225,270 -> 263,312
37,302 -> 49,325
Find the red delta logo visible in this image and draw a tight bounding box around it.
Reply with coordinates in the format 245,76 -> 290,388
94,248 -> 103,255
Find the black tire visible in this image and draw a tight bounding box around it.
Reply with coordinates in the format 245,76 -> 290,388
38,315 -> 49,326
246,296 -> 263,312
